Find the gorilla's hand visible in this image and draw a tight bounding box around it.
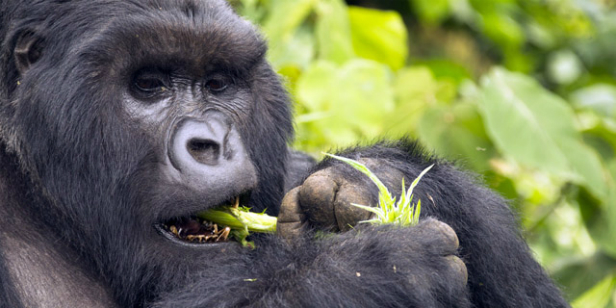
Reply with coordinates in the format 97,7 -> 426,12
323,218 -> 469,295
276,157 -> 469,296
275,218 -> 469,307
278,157 -> 405,235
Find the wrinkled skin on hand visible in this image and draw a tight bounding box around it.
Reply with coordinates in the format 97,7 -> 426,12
277,157 -> 469,290
278,158 -> 404,234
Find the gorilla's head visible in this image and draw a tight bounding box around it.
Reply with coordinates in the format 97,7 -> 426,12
0,0 -> 292,303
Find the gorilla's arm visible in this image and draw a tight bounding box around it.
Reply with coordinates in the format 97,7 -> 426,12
152,219 -> 469,308
287,139 -> 569,307
284,150 -> 316,193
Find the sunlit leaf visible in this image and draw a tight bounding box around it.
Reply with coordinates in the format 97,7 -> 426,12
348,6 -> 408,70
410,0 -> 450,24
261,0 -> 317,69
269,25 -> 315,72
296,60 -> 338,112
418,103 -> 495,172
477,68 -> 607,201
314,0 -> 355,64
262,0 -> 315,45
386,67 -> 438,137
588,163 -> 616,258
570,84 -> 616,118
295,59 -> 394,147
553,251 -> 616,302
481,13 -> 524,50
415,59 -> 473,87
572,275 -> 616,308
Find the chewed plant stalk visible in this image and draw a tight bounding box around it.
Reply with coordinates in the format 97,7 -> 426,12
324,153 -> 433,227
197,198 -> 277,248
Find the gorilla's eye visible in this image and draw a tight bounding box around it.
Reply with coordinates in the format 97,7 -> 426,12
130,70 -> 170,100
205,78 -> 228,93
134,76 -> 166,93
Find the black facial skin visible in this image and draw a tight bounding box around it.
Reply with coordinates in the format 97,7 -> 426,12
0,1 -> 569,307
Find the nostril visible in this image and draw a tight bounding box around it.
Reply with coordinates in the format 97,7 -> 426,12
187,138 -> 220,166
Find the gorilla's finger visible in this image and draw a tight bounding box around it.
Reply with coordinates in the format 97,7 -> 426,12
333,184 -> 375,231
277,187 -> 306,240
445,255 -> 468,287
414,219 -> 459,255
298,172 -> 339,230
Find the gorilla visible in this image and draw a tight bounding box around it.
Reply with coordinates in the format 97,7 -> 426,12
0,0 -> 569,307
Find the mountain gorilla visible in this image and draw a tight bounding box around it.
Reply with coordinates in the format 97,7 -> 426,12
0,0 -> 569,307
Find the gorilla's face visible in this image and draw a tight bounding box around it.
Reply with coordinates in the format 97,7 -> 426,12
120,33 -> 261,249
85,2 -> 268,251
2,0 -> 292,299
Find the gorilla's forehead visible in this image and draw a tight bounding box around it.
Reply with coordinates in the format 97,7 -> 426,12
43,0 -> 266,75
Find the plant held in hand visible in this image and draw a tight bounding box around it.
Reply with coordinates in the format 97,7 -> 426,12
324,153 -> 433,227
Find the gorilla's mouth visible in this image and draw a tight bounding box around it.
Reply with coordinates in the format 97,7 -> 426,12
155,194 -> 250,245
161,216 -> 232,243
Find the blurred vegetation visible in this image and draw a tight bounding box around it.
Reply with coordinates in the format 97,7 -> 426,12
229,0 -> 616,306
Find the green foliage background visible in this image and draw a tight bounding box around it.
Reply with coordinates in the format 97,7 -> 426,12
230,0 -> 616,306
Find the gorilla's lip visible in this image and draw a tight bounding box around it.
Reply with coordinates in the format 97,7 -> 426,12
155,193 -> 251,246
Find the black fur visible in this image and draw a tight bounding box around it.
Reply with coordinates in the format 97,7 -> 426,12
317,140 -> 570,307
0,0 -> 568,307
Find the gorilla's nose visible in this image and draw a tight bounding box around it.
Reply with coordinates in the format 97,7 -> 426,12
168,113 -> 257,190
183,123 -> 223,166
172,116 -> 227,168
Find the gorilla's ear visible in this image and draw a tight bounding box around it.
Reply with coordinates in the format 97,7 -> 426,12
14,30 -> 44,76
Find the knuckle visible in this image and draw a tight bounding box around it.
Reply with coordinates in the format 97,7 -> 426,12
297,173 -> 338,230
424,220 -> 459,250
278,187 -> 302,223
334,186 -> 374,231
445,255 -> 468,285
300,173 -> 337,200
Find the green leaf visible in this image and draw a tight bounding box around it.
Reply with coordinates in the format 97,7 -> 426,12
409,0 -> 450,24
314,0 -> 355,64
414,59 -> 473,87
572,275 -> 616,308
591,162 -> 616,258
559,140 -> 609,203
262,0 -> 316,46
268,25 -> 315,72
295,59 -> 394,148
552,251 -> 616,301
348,6 -> 408,70
477,68 -> 607,201
394,66 -> 439,104
417,103 -> 495,172
481,12 -> 525,50
578,180 -> 616,259
570,84 -> 616,118
581,117 -> 616,161
405,164 -> 434,202
261,0 -> 317,69
385,67 -> 438,137
295,60 -> 338,112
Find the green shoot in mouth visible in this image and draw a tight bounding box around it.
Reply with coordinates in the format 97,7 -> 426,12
196,198 -> 277,248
